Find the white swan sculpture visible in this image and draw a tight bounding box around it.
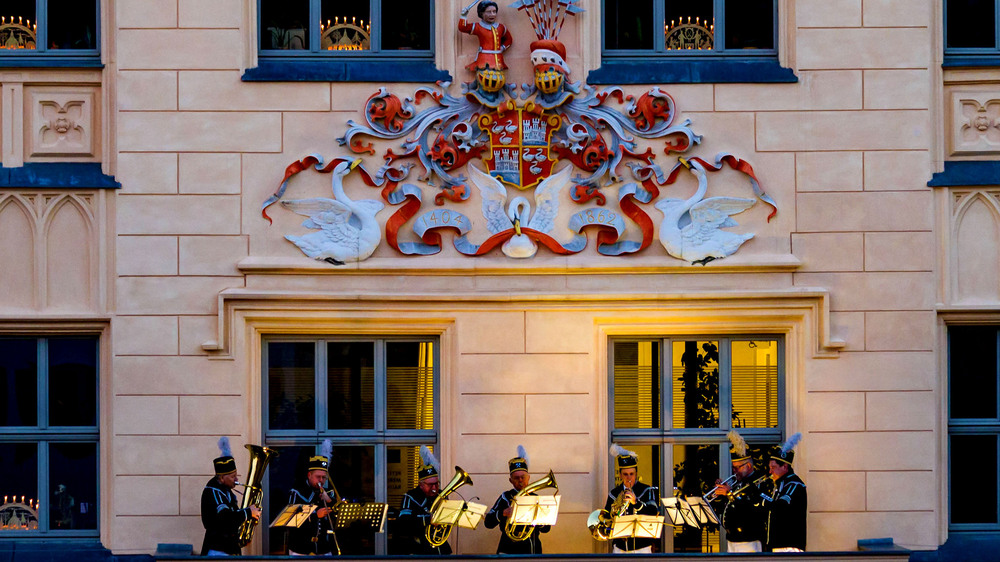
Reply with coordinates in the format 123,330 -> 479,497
281,158 -> 385,265
654,158 -> 756,265
467,163 -> 573,258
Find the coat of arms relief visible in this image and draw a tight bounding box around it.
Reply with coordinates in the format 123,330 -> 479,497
261,0 -> 777,265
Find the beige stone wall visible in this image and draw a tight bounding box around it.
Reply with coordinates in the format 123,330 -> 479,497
0,0 -> 952,555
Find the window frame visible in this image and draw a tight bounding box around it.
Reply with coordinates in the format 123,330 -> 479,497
260,335 -> 440,554
608,334 -> 785,552
943,0 -> 1000,66
947,324 -> 1000,533
0,335 -> 101,538
0,0 -> 102,68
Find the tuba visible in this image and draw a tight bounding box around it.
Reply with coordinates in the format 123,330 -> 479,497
236,444 -> 279,547
504,470 -> 558,542
588,485 -> 631,541
424,466 -> 473,548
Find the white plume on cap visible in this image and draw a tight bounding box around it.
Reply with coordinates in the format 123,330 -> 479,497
780,432 -> 802,455
517,444 -> 529,465
420,445 -> 440,473
319,438 -> 333,460
727,430 -> 748,457
217,436 -> 232,457
609,443 -> 637,459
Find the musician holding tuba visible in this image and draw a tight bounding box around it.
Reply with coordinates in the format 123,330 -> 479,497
708,430 -> 767,553
484,446 -> 550,554
285,440 -> 338,556
604,444 -> 660,554
200,437 -> 261,556
396,446 -> 453,555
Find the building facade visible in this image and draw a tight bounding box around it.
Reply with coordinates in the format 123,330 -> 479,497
0,0 -> 995,557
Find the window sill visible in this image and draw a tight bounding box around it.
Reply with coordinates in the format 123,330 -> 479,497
0,163 -> 120,189
0,58 -> 103,69
927,161 -> 1000,187
588,58 -> 797,84
243,60 -> 452,82
944,56 -> 1000,68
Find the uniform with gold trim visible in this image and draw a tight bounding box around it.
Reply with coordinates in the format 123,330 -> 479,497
711,430 -> 766,552
484,447 -> 550,555
763,433 -> 807,552
286,442 -> 337,556
200,437 -> 255,556
605,444 -> 660,553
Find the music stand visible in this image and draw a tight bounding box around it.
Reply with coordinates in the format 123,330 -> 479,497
609,514 -> 664,540
509,495 -> 561,527
684,496 -> 719,526
333,502 -> 389,532
269,504 -> 317,529
430,499 -> 488,530
661,496 -> 700,529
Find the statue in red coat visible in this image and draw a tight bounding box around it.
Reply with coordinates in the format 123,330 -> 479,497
459,1 -> 512,92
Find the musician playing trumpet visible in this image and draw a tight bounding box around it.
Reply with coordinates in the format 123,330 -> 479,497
200,437 -> 260,556
286,440 -> 337,556
708,431 -> 767,553
606,444 -> 660,553
396,446 -> 452,555
484,446 -> 550,554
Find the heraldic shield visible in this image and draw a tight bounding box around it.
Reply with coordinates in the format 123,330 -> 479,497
480,108 -> 561,190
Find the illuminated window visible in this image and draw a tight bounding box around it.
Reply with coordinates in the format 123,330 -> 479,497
0,0 -> 100,65
948,325 -> 1000,531
610,336 -> 784,552
944,0 -> 1000,63
0,336 -> 99,536
262,337 -> 438,555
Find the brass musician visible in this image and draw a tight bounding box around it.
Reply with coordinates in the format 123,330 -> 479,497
286,440 -> 338,556
484,446 -> 551,554
708,430 -> 767,552
603,444 -> 660,553
200,437 -> 261,556
396,446 -> 453,555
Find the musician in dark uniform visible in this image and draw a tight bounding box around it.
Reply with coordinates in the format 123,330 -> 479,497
200,437 -> 260,556
605,444 -> 660,553
484,446 -> 550,554
763,433 -> 807,552
286,440 -> 338,556
710,430 -> 766,552
396,445 -> 452,555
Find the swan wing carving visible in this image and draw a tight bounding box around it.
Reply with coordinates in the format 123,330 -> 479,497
467,164 -> 512,234
526,164 -> 573,234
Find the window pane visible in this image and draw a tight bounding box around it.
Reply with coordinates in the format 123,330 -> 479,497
605,0 -> 654,50
618,444 -> 660,489
614,341 -> 660,429
328,342 -> 375,430
665,0 -> 714,51
950,326 -> 998,419
0,338 -> 37,427
672,443 -> 720,552
330,445 -> 376,554
265,444 -> 312,555
386,342 -> 434,430
262,0 -> 310,50
48,338 -> 98,427
947,0 -> 996,49
49,442 -> 98,530
0,443 -> 39,531
381,0 -> 430,50
321,0 -> 370,51
731,340 -> 778,428
724,0 -> 772,50
672,340 -> 720,429
48,0 -> 97,50
0,0 -> 37,50
951,434 -> 998,524
268,342 -> 316,430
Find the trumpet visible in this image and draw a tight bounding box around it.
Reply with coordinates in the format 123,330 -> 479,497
731,474 -> 770,497
703,474 -> 738,501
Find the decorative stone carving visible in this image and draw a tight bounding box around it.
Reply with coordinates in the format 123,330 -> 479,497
951,91 -> 1000,156
949,189 -> 1000,304
27,88 -> 98,159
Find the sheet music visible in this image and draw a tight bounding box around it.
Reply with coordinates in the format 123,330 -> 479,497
610,514 -> 664,539
509,495 -> 560,526
430,499 -> 488,529
269,504 -> 316,528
